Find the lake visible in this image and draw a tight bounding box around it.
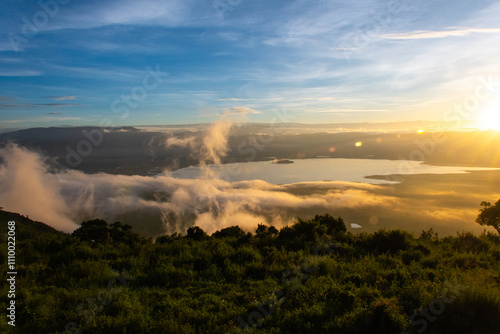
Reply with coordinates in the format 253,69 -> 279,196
167,158 -> 500,185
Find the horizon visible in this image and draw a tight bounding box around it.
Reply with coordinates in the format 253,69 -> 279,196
0,119 -> 492,135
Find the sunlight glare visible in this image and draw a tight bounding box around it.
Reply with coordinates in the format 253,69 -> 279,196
478,96 -> 500,130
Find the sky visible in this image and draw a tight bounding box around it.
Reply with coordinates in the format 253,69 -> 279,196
1,0 -> 500,130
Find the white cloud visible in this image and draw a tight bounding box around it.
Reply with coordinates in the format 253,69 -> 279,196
46,0 -> 214,31
0,70 -> 41,77
51,96 -> 78,101
0,143 -> 398,235
1,116 -> 83,124
382,28 -> 500,40
221,106 -> 261,115
218,98 -> 255,101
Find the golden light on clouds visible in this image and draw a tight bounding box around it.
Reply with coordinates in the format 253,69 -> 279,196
478,96 -> 500,130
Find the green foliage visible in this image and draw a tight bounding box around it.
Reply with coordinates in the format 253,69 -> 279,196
212,225 -> 246,239
476,199 -> 500,235
71,219 -> 142,245
427,288 -> 500,334
186,226 -> 208,241
1,211 -> 500,333
314,213 -> 347,234
368,229 -> 413,254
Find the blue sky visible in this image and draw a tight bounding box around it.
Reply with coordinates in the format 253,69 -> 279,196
1,0 -> 500,130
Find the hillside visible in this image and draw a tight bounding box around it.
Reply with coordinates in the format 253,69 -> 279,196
0,209 -> 66,240
1,212 -> 500,333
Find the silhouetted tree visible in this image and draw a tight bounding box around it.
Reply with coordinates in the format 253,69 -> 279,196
255,224 -> 279,237
72,219 -> 110,244
186,226 -> 208,241
476,199 -> 500,236
72,219 -> 139,244
314,213 -> 347,234
109,221 -> 134,242
213,226 -> 245,238
156,233 -> 182,244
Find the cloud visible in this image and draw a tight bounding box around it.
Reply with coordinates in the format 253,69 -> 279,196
217,98 -> 284,102
0,70 -> 42,77
201,116 -> 233,166
165,136 -> 197,148
40,103 -> 82,107
165,115 -> 235,168
220,106 -> 262,115
0,103 -> 82,108
0,143 -> 78,232
382,28 -> 500,40
218,98 -> 254,101
1,116 -> 83,124
50,0 -> 206,31
42,96 -> 79,101
0,139 -> 397,236
55,167 -> 394,235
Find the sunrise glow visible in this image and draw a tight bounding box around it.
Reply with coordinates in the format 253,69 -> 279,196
478,97 -> 500,130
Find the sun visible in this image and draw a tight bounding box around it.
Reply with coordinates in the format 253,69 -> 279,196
478,97 -> 500,130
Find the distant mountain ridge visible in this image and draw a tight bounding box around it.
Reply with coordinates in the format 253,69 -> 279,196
1,126 -> 500,176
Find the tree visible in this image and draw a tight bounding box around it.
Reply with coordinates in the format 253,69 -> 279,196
110,221 -> 134,242
255,224 -> 278,237
72,219 -> 139,244
314,214 -> 347,234
186,226 -> 208,241
72,219 -> 110,244
476,200 -> 500,236
213,226 -> 246,238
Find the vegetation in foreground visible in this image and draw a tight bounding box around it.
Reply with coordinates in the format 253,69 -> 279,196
1,210 -> 500,334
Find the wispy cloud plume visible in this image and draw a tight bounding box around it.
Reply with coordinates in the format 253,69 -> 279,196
0,137 -> 396,236
0,103 -> 81,108
218,98 -> 254,101
220,106 -> 261,115
0,70 -> 42,77
382,27 -> 500,40
0,143 -> 78,232
42,96 -> 79,101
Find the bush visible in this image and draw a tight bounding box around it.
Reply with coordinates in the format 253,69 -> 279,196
369,229 -> 413,254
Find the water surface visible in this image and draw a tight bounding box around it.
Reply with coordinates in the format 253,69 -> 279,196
168,158 -> 500,185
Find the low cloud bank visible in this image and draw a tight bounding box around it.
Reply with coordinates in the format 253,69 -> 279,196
0,140 -> 395,235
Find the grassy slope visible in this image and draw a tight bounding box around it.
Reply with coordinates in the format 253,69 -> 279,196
0,212 -> 499,333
